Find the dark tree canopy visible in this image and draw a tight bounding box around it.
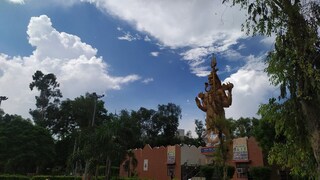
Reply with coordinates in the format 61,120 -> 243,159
0,114 -> 55,174
118,103 -> 182,147
29,70 -> 62,130
194,119 -> 205,146
157,103 -> 181,139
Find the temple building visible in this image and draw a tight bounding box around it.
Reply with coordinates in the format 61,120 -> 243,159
119,136 -> 264,180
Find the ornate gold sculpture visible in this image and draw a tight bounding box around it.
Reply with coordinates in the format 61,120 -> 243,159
195,56 -> 233,146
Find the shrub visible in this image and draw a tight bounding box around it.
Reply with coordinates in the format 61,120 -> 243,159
31,176 -> 81,180
226,166 -> 235,179
200,165 -> 235,180
249,166 -> 272,180
111,177 -> 140,180
0,175 -> 30,180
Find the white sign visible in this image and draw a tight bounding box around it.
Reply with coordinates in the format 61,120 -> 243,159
143,159 -> 148,171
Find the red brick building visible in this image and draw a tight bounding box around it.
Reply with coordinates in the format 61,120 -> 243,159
231,137 -> 264,179
119,137 -> 264,180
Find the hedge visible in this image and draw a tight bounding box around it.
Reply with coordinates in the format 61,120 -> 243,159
249,166 -> 272,180
31,176 -> 81,180
31,176 -> 141,180
200,165 -> 235,180
0,175 -> 30,180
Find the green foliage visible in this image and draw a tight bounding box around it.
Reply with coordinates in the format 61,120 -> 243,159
228,117 -> 259,138
24,176 -> 141,180
0,115 -> 55,174
258,98 -> 317,177
62,93 -> 108,130
268,142 -> 317,177
116,110 -> 143,149
122,150 -> 138,178
249,167 -> 271,180
97,166 -> 119,177
154,103 -> 182,145
130,103 -> 182,147
0,175 -> 30,180
110,177 -> 140,180
252,116 -> 276,163
55,93 -> 111,177
29,70 -> 62,130
224,0 -> 320,177
31,176 -> 81,180
200,165 -> 235,180
194,119 -> 205,146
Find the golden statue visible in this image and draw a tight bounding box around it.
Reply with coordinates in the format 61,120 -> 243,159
195,56 -> 233,146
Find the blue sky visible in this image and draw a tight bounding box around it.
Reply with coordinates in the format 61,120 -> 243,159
0,0 -> 277,136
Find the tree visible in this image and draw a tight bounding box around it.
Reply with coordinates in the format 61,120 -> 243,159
93,122 -> 123,180
53,93 -> 108,139
53,99 -> 78,140
225,0 -> 320,177
252,115 -> 276,163
233,117 -> 258,138
131,107 -> 157,145
54,133 -> 75,174
258,99 -> 316,177
0,114 -> 55,174
195,119 -> 205,146
123,150 -> 138,177
130,104 -> 182,147
116,110 -> 142,149
64,93 -> 108,179
153,103 -> 182,146
29,70 -> 62,131
69,93 -> 108,129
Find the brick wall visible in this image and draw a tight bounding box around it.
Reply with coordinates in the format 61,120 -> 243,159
247,137 -> 264,166
119,145 -> 181,180
230,137 -> 264,180
119,137 -> 264,180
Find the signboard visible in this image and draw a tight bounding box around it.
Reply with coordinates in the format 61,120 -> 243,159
143,159 -> 148,171
200,146 -> 216,155
233,137 -> 248,161
167,146 -> 175,164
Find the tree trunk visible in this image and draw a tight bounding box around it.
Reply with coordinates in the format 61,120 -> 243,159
84,160 -> 90,180
72,139 -> 78,175
301,100 -> 320,177
95,164 -> 99,180
105,157 -> 111,180
310,130 -> 320,178
128,157 -> 131,177
36,165 -> 40,174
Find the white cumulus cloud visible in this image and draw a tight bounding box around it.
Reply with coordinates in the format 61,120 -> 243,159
80,0 -> 246,75
27,15 -> 97,60
0,15 -> 140,119
85,0 -> 245,48
224,55 -> 277,119
18,0 -> 248,77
